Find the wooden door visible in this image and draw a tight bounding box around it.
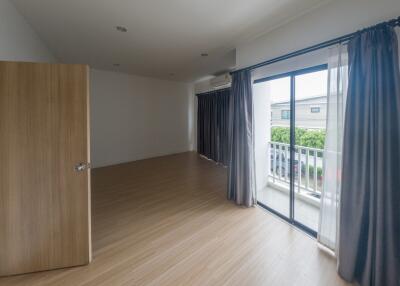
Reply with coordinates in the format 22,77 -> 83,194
0,61 -> 91,276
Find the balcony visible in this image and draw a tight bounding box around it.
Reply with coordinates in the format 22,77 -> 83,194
257,142 -> 323,231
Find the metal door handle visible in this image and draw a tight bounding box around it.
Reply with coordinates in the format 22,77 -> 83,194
74,162 -> 91,172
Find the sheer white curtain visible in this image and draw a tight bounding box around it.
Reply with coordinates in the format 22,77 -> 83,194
317,44 -> 348,252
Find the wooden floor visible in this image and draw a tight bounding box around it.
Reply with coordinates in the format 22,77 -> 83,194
0,152 -> 352,286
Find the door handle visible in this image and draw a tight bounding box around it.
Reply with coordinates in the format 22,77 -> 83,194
74,162 -> 91,172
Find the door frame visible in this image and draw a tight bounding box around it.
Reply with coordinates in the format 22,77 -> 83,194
254,64 -> 328,238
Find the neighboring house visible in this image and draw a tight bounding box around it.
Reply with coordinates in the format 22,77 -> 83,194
271,95 -> 327,129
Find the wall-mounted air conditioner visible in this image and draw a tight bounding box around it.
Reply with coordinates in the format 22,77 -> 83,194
210,73 -> 231,88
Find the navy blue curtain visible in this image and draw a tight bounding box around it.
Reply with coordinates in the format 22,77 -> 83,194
227,70 -> 255,207
338,25 -> 400,286
196,88 -> 230,165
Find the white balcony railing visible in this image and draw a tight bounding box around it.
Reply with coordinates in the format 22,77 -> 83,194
269,141 -> 324,197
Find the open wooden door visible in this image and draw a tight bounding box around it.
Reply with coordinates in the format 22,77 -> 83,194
0,61 -> 91,276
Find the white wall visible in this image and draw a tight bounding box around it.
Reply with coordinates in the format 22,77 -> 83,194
90,69 -> 192,168
253,82 -> 271,193
0,0 -> 55,62
237,0 -> 400,69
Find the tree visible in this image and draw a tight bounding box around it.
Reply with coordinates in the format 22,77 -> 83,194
298,130 -> 326,149
271,127 -> 325,149
271,127 -> 290,144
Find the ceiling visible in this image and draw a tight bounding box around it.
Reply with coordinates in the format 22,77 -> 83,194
12,0 -> 328,82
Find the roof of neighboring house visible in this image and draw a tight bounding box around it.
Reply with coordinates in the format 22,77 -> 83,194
272,95 -> 327,106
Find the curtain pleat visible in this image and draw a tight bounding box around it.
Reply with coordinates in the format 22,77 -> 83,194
196,88 -> 230,165
338,25 -> 400,286
227,70 -> 256,207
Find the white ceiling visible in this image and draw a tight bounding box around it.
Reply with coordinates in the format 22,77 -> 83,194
12,0 -> 328,82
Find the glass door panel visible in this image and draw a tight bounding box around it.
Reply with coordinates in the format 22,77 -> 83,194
294,69 -> 327,232
255,76 -> 291,219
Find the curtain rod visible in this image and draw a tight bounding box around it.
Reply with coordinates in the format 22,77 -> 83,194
195,87 -> 231,96
231,16 -> 400,74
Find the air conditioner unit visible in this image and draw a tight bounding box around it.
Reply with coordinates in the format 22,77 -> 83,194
210,73 -> 231,88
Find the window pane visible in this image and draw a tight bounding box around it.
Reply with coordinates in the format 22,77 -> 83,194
281,110 -> 290,119
294,69 -> 327,231
254,76 -> 291,219
311,107 -> 321,113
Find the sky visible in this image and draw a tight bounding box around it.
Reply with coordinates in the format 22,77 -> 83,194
255,70 -> 328,103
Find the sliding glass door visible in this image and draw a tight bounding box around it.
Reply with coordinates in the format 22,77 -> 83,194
255,65 -> 328,237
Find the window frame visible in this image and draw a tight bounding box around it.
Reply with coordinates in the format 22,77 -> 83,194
281,110 -> 290,120
310,107 -> 321,113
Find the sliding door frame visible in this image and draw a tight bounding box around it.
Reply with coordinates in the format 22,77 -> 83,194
254,64 -> 328,238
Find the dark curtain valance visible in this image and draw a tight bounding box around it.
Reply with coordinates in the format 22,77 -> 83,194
196,88 -> 230,165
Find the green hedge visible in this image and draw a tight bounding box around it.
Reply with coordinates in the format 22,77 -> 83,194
271,127 -> 326,150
